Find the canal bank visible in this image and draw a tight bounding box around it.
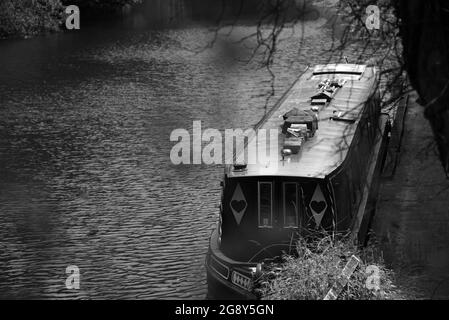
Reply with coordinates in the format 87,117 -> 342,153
374,92 -> 449,299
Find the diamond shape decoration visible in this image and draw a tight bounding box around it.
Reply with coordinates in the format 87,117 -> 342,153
230,183 -> 247,225
309,184 -> 327,229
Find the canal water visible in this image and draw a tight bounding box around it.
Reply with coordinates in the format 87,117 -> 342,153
0,0 -> 346,299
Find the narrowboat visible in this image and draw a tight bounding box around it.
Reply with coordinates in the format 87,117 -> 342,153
205,63 -> 390,299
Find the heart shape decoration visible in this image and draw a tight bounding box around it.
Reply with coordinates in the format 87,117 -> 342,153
311,200 -> 326,214
231,200 -> 247,213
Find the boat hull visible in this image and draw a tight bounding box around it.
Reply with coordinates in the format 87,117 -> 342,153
205,228 -> 258,300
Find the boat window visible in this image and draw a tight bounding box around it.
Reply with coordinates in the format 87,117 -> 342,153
332,173 -> 352,229
283,183 -> 298,228
258,182 -> 273,228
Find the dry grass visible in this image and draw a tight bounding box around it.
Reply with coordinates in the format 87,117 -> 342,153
254,235 -> 417,300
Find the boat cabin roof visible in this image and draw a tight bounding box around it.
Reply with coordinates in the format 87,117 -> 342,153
227,64 -> 379,180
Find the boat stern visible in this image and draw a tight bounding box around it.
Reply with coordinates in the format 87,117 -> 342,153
205,228 -> 259,300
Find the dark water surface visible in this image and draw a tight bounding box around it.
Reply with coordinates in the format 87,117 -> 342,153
0,2 -> 340,299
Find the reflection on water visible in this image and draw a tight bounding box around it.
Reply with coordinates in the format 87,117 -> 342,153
0,1 -> 338,299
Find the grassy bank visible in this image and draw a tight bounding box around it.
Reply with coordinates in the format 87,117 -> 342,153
0,0 -> 142,39
255,236 -> 417,300
0,0 -> 63,39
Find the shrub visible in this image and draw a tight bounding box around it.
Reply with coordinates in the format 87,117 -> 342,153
0,0 -> 64,39
0,0 -> 142,39
255,235 -> 415,300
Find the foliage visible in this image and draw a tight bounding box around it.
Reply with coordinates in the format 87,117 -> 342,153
0,0 -> 143,39
0,0 -> 64,39
255,235 -> 416,300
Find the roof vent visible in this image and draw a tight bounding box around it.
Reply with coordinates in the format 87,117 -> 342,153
312,64 -> 366,76
330,110 -> 356,123
233,163 -> 247,171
